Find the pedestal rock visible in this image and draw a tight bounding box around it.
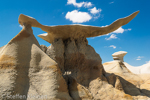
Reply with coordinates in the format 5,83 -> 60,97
1,11 -> 150,100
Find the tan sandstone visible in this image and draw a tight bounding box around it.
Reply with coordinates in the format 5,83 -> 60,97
0,23 -> 72,100
1,11 -> 150,100
103,51 -> 150,100
18,11 -> 139,43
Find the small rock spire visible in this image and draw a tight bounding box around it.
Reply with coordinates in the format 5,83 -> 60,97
112,51 -> 127,62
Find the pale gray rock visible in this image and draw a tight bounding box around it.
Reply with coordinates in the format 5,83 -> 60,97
112,51 -> 127,62
124,61 -> 150,74
46,38 -> 150,100
109,51 -> 150,74
46,39 -> 65,73
0,24 -> 72,100
103,51 -> 150,99
46,38 -> 108,99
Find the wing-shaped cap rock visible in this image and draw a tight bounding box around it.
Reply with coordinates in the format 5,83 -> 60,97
18,11 -> 139,43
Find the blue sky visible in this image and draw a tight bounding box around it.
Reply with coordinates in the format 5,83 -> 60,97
0,0 -> 150,66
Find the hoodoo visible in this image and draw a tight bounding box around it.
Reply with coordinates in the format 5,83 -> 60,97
104,51 -> 150,74
1,11 -> 150,100
18,11 -> 139,43
112,51 -> 127,62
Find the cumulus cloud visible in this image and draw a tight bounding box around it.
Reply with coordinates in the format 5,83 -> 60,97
136,59 -> 141,61
105,27 -> 132,40
112,27 -> 132,34
112,27 -> 124,33
105,34 -> 117,40
67,0 -> 92,8
66,0 -> 102,23
136,56 -> 144,61
89,7 -> 102,14
66,0 -> 102,22
88,7 -> 102,19
109,45 -> 116,49
65,10 -> 92,23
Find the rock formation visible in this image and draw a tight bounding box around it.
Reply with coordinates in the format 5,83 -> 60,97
104,51 -> 150,74
1,11 -> 150,100
124,61 -> 150,74
45,38 -> 109,99
0,46 -> 5,52
0,23 -> 72,100
112,51 -> 127,62
18,11 -> 139,43
46,38 -> 144,100
103,51 -> 150,99
40,45 -> 47,53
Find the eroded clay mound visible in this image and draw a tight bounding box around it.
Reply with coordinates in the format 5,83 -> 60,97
42,41 -> 150,100
0,24 -> 71,100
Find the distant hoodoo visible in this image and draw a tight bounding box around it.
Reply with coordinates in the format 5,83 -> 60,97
112,51 -> 127,62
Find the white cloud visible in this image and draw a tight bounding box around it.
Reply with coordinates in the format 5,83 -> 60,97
136,56 -> 144,61
104,45 -> 116,49
89,7 -> 102,14
89,7 -> 102,19
112,27 -> 124,34
104,27 -> 132,40
126,28 -> 132,31
65,10 -> 92,23
105,34 -> 117,40
66,0 -> 102,22
84,2 -> 92,8
67,0 -> 92,8
137,56 -> 144,58
93,14 -> 100,19
109,45 -> 116,49
67,0 -> 84,7
112,27 -> 131,34
109,2 -> 114,4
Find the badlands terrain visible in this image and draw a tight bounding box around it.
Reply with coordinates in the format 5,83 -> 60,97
0,11 -> 150,100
